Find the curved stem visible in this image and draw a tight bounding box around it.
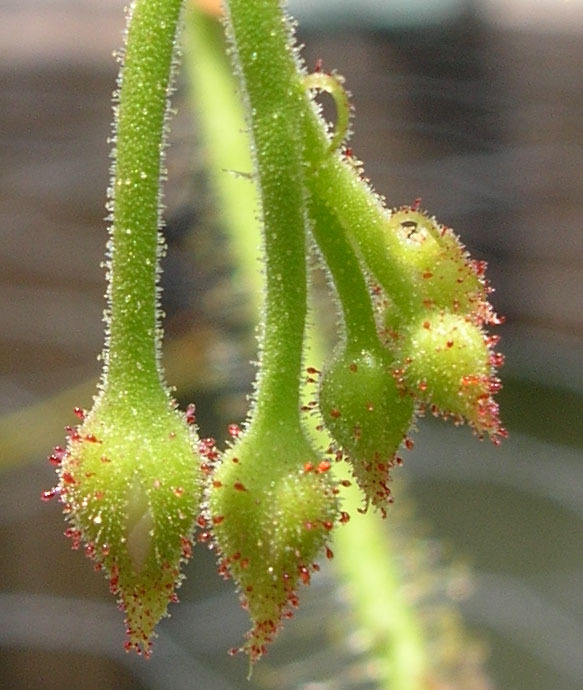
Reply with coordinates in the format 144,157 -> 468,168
308,196 -> 380,353
298,103 -> 417,321
105,0 -> 185,397
223,0 -> 308,430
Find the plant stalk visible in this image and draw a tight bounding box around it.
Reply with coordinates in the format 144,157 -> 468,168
223,0 -> 309,429
105,0 -> 185,397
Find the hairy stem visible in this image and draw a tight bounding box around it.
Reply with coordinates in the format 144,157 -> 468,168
307,153 -> 416,320
223,0 -> 308,429
105,0 -> 185,396
308,197 -> 380,353
298,88 -> 417,321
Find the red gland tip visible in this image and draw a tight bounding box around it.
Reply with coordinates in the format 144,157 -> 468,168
227,423 -> 241,438
185,403 -> 196,425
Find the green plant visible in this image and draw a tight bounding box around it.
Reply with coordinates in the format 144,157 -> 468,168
44,0 -> 205,655
44,0 -> 505,683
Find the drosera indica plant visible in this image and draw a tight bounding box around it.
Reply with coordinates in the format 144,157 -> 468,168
43,0 -> 506,673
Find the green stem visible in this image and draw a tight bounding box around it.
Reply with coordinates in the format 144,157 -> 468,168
182,9 -> 261,315
223,0 -> 308,429
334,482 -> 427,690
308,196 -> 380,353
105,0 -> 185,396
299,105 -> 417,321
280,67 -> 418,320
309,156 -> 416,319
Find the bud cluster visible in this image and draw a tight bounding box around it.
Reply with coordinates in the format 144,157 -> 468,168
43,0 -> 506,670
383,207 -> 507,442
313,203 -> 506,516
297,68 -> 506,520
310,199 -> 506,515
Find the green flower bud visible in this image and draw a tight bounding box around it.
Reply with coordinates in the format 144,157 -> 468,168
318,347 -> 415,512
398,312 -> 506,442
386,207 -> 489,317
206,426 -> 338,663
53,394 -> 203,656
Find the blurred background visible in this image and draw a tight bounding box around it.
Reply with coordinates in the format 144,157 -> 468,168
1,0 -> 582,688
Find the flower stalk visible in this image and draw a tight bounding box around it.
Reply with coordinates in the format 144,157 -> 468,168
205,0 -> 339,663
46,0 -> 204,655
105,0 -> 184,394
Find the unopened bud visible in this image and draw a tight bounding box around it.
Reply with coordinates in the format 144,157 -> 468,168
386,208 -> 488,317
318,347 -> 415,511
55,394 -> 203,656
398,312 -> 506,441
207,427 -> 338,663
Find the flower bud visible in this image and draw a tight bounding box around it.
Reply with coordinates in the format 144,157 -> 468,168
398,312 -> 506,441
206,427 -> 338,663
386,208 -> 488,317
318,347 -> 415,511
54,395 -> 203,656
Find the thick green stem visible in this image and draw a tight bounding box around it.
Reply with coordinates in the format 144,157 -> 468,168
105,0 -> 184,396
223,0 -> 309,429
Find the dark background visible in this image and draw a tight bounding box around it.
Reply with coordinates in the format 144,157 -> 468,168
1,1 -> 582,688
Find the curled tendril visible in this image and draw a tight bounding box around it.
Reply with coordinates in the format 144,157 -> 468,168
303,72 -> 351,153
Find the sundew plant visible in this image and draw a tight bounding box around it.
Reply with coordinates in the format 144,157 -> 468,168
43,0 -> 506,684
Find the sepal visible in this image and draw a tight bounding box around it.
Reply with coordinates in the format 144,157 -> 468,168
51,394 -> 203,655
318,346 -> 415,512
206,426 -> 338,663
397,312 -> 506,442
